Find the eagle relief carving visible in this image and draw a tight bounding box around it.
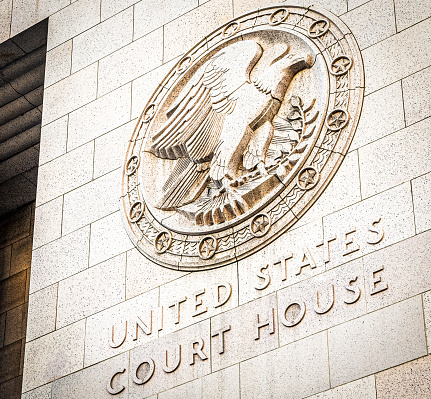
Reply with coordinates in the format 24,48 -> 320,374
122,6 -> 364,270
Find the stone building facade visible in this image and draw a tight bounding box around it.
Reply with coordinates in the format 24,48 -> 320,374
0,0 -> 430,398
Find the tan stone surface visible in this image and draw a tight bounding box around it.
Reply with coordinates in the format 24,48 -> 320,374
67,83 -> 131,150
421,290 -> 431,350
0,203 -> 32,248
4,303 -> 27,346
376,355 -> 431,398
240,332 -> 330,399
45,40 -> 72,88
0,375 -> 23,399
363,18 -> 431,94
98,28 -> 163,97
33,197 -> 63,249
30,226 -> 90,294
126,248 -> 185,300
26,284 -> 57,342
211,294 -> 278,372
128,320 -> 210,398
47,0 -> 100,50
350,81 -> 405,151
42,62 -> 97,126
84,287 -> 158,367
39,116 -> 68,166
394,0 -> 431,31
101,0 -> 139,21
22,320 -> 86,392
21,383 -> 52,399
359,118 -> 431,198
328,295 -> 427,387
71,7 -> 133,73
278,258 -> 366,346
89,211 -> 134,267
308,375 -> 376,398
412,172 -> 431,234
159,364 -> 239,399
52,352 -> 128,398
0,245 -> 11,281
10,236 -> 32,275
62,169 -> 121,235
0,340 -> 22,385
0,0 -> 12,43
403,66 -> 431,126
0,271 -> 26,314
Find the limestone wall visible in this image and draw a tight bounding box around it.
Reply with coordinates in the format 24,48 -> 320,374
2,0 -> 429,397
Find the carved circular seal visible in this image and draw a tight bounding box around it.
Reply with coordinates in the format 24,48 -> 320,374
121,5 -> 364,270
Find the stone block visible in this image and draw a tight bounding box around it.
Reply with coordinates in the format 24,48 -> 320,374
36,142 -> 94,206
0,312 -> 5,348
42,63 -> 97,126
98,28 -> 163,96
94,119 -> 136,179
52,352 -> 128,399
376,355 -> 431,398
159,364 -> 239,399
359,118 -> 431,198
47,0 -> 100,51
126,248 -> 186,300
394,0 -> 431,32
423,291 -> 431,350
134,0 -> 197,40
0,245 -> 11,281
0,375 -> 23,399
0,271 -> 26,314
131,58 -> 178,120
4,303 -> 27,346
278,258 -> 366,346
403,66 -> 431,126
323,183 -> 415,270
67,83 -> 131,150
62,169 -> 121,235
22,320 -> 86,392
307,375 -> 376,398
89,211 -> 134,267
211,294 -> 278,372
129,320 -> 210,398
30,226 -> 90,294
39,116 -> 68,166
0,175 -> 37,216
412,172 -> 431,234
71,7 -> 133,73
26,284 -> 57,342
348,0 -> 370,9
11,0 -> 68,37
21,383 -> 52,399
56,253 -> 126,329
363,230 -> 431,312
163,0 -> 233,62
362,18 -> 431,94
240,332 -> 330,399
340,0 -> 395,49
0,0 -> 12,43
101,0 -> 139,21
159,262 -> 238,336
0,203 -> 32,248
10,235 -> 32,275
350,81 -> 404,151
84,287 -> 158,367
33,197 -> 63,249
0,340 -> 22,384
45,40 -> 72,88
328,295 -> 427,387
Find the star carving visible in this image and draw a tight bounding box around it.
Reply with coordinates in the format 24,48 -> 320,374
309,20 -> 329,37
177,57 -> 191,74
155,231 -> 171,253
199,236 -> 217,259
327,110 -> 348,130
251,214 -> 271,236
270,9 -> 288,25
223,22 -> 239,37
298,167 -> 319,190
126,156 -> 139,175
331,56 -> 352,75
129,202 -> 143,222
144,104 -> 156,122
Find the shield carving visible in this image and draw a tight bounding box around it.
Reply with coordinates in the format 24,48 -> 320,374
121,5 -> 364,271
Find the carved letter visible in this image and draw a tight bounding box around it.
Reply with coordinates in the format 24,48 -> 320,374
255,308 -> 275,340
211,325 -> 231,354
344,276 -> 361,304
192,289 -> 208,317
367,218 -> 384,244
190,337 -> 208,365
163,345 -> 181,373
134,313 -> 152,341
323,235 -> 337,264
255,264 -> 271,290
133,359 -> 155,385
280,253 -> 293,282
314,285 -> 335,314
343,228 -> 360,256
109,321 -> 127,348
107,368 -> 126,395
215,283 -> 232,308
156,306 -> 164,332
281,301 -> 306,327
370,266 -> 388,295
169,297 -> 187,324
295,248 -> 317,276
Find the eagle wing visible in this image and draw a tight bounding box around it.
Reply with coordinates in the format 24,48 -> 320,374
150,41 -> 263,210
